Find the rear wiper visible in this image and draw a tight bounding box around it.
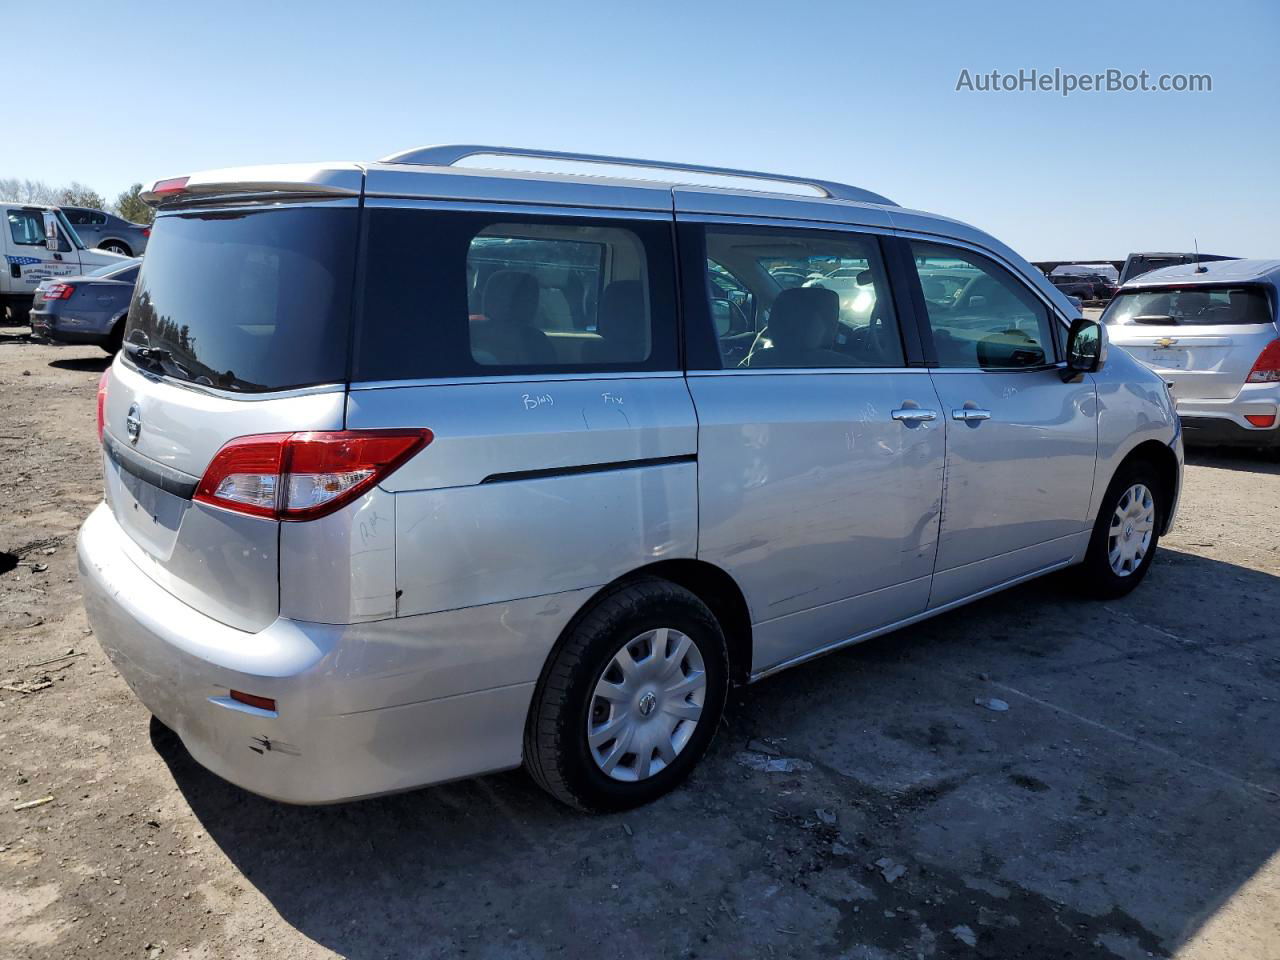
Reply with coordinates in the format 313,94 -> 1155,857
1132,314 -> 1177,325
123,342 -> 175,373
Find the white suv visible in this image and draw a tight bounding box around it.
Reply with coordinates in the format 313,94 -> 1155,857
1105,259 -> 1280,449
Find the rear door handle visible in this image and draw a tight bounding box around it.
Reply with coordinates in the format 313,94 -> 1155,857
891,408 -> 938,423
952,408 -> 992,421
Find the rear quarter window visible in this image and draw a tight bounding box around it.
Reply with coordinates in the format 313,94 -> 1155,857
353,208 -> 678,381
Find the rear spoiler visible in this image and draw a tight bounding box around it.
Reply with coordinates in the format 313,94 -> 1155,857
142,163 -> 363,208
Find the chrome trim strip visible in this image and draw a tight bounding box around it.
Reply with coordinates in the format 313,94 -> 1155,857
349,371 -> 683,390
686,367 -> 926,377
749,558 -> 1074,683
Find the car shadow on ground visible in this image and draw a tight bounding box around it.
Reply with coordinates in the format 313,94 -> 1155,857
48,355 -> 111,373
152,549 -> 1280,959
1186,446 -> 1280,475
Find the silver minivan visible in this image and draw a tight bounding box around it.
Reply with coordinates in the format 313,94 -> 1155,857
78,146 -> 1183,811
1104,259 -> 1280,450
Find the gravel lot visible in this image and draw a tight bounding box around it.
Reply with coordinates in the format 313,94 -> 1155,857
1,328 -> 1278,960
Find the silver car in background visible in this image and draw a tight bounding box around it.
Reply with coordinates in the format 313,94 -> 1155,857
1105,259 -> 1280,449
61,206 -> 151,257
77,146 -> 1182,812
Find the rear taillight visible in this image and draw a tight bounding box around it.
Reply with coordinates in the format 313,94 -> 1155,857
96,370 -> 109,443
43,283 -> 75,300
1246,341 -> 1280,383
142,227 -> 151,238
194,429 -> 431,521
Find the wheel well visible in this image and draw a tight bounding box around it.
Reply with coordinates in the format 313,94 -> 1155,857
1116,439 -> 1179,532
101,238 -> 132,255
593,560 -> 755,685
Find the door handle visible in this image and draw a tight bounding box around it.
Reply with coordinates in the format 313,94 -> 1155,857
891,408 -> 938,423
952,408 -> 992,421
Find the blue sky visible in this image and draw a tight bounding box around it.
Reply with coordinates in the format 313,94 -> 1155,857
6,0 -> 1276,261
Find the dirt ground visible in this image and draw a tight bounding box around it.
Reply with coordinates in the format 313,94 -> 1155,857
1,327 -> 1278,960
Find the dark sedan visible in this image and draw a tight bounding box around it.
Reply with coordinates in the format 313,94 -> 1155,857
30,258 -> 140,353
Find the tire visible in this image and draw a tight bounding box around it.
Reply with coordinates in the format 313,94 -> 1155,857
5,300 -> 30,325
102,322 -> 124,355
1076,461 -> 1164,599
524,578 -> 729,812
101,241 -> 132,256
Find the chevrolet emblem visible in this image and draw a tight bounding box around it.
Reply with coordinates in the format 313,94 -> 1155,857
1154,337 -> 1178,348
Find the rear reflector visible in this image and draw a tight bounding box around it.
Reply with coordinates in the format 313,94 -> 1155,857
43,283 -> 75,300
1245,414 -> 1276,428
229,690 -> 277,712
1246,340 -> 1280,383
96,370 -> 109,443
152,176 -> 190,196
194,429 -> 431,521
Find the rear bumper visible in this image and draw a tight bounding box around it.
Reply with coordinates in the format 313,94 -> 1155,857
1172,385 -> 1278,446
77,503 -> 544,804
1180,415 -> 1280,448
30,309 -> 113,345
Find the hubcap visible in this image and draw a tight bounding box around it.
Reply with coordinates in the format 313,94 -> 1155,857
1107,483 -> 1155,577
587,627 -> 707,782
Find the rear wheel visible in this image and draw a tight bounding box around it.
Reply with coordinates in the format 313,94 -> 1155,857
524,578 -> 728,812
102,321 -> 124,355
1077,462 -> 1163,599
101,240 -> 132,256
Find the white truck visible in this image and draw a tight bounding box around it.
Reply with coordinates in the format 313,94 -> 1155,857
3,205 -> 127,322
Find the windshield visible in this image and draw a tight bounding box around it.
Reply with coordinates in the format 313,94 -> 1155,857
1102,285 -> 1273,326
54,210 -> 85,250
123,205 -> 356,392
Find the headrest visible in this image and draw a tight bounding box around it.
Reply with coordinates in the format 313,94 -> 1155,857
598,280 -> 645,344
769,287 -> 839,350
483,271 -> 540,327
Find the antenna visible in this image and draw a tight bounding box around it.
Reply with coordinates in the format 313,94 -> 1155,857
1194,237 -> 1207,273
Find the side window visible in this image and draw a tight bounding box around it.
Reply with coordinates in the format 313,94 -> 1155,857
698,225 -> 904,369
911,242 -> 1055,369
354,209 -> 678,381
7,210 -> 46,246
92,212 -> 108,226
466,222 -> 651,366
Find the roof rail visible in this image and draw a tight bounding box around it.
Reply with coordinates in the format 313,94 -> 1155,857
379,144 -> 895,206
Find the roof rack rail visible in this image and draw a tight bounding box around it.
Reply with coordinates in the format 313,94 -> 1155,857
379,144 -> 895,206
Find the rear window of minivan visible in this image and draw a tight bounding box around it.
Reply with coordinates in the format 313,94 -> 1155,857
123,206 -> 356,392
1103,286 -> 1274,326
353,208 -> 678,381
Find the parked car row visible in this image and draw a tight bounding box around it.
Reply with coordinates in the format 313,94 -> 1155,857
2,203 -> 145,324
12,147 -> 1272,817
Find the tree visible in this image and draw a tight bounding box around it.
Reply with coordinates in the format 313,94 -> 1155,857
57,181 -> 108,210
114,183 -> 155,225
0,177 -> 59,204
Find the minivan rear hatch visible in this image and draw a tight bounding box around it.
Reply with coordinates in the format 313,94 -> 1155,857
101,201 -> 358,631
1103,284 -> 1277,400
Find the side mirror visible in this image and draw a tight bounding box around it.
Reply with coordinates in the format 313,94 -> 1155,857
43,211 -> 59,251
1062,317 -> 1107,380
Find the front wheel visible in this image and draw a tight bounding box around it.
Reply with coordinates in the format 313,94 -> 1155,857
1076,463 -> 1163,599
524,578 -> 728,812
